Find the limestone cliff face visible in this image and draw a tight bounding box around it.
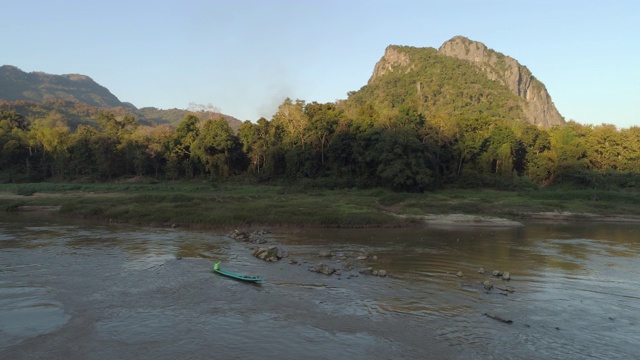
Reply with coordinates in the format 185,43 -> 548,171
438,36 -> 564,128
370,46 -> 412,82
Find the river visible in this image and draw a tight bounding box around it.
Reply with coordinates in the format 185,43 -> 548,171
0,212 -> 638,359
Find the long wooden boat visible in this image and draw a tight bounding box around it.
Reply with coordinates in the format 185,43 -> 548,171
213,262 -> 263,283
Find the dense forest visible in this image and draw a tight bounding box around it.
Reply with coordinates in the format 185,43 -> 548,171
1,44 -> 638,192
1,97 -> 639,192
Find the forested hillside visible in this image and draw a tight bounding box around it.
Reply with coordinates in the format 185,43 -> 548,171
0,65 -> 127,108
0,65 -> 242,130
1,102 -> 638,191
0,39 -> 638,191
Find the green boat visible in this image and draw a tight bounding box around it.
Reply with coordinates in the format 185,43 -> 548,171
213,262 -> 263,283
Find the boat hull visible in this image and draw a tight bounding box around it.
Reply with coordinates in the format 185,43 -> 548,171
213,268 -> 263,283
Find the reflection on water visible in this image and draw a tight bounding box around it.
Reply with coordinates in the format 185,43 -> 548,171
0,212 -> 639,359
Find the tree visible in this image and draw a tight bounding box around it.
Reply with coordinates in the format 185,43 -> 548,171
619,126 -> 640,173
418,113 -> 456,184
132,124 -> 173,178
191,118 -> 245,179
29,113 -> 71,178
546,122 -> 590,185
0,110 -> 29,132
518,124 -> 553,183
238,118 -> 275,174
367,128 -> 433,191
273,98 -> 309,148
304,102 -> 341,166
326,130 -> 358,178
67,125 -> 99,178
169,114 -> 201,178
0,111 -> 31,179
481,124 -> 520,177
586,124 -> 623,171
97,112 -> 138,139
452,116 -> 493,176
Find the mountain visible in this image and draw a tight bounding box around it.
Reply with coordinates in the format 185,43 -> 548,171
438,36 -> 564,128
349,36 -> 564,128
0,65 -> 131,109
0,100 -> 243,132
0,65 -> 242,131
135,106 -> 243,132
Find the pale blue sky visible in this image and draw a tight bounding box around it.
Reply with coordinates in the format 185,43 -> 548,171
3,0 -> 639,127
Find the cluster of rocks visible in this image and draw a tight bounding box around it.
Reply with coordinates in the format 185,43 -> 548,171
226,229 -> 291,263
310,263 -> 340,276
308,248 -> 387,278
357,267 -> 387,277
228,229 -> 270,244
252,246 -> 288,262
476,267 -> 516,324
228,229 -> 388,280
476,267 -> 515,293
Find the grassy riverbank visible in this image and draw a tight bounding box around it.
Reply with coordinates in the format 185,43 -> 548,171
1,181 -> 639,228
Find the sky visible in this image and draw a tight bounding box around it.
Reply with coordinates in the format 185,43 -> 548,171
3,0 -> 639,128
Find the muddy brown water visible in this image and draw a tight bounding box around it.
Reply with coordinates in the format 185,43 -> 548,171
0,212 -> 639,359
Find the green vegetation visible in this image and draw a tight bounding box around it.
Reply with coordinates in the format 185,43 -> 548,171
0,183 -> 402,227
1,183 -> 638,228
1,47 -> 639,196
0,65 -> 123,108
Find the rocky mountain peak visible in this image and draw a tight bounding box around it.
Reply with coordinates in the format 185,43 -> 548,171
370,45 -> 412,83
438,36 -> 564,128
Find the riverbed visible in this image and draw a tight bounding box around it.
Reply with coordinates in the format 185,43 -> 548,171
1,212 -> 638,359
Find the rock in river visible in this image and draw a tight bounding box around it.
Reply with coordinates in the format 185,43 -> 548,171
310,263 -> 338,275
483,312 -> 513,324
482,280 -> 493,290
252,246 -> 288,262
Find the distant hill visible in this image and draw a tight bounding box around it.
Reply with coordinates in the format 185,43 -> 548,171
345,36 -> 565,128
135,106 -> 242,131
0,100 -> 243,132
0,65 -> 242,131
0,65 -> 130,109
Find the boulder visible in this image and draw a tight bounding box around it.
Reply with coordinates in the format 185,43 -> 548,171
501,272 -> 511,280
248,233 -> 267,244
478,267 -> 485,274
229,229 -> 250,241
482,280 -> 493,290
310,263 -> 337,275
252,246 -> 288,262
